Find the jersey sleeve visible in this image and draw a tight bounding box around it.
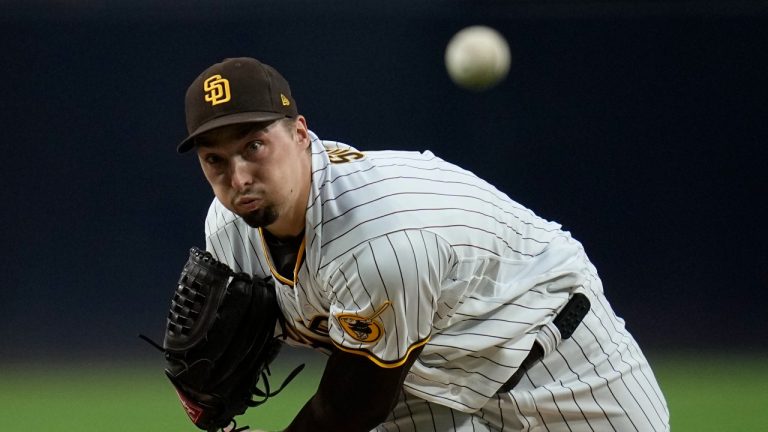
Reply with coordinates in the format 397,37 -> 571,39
326,229 -> 455,368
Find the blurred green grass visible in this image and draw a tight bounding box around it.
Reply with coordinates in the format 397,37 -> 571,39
0,353 -> 323,432
651,352 -> 768,431
1,351 -> 766,431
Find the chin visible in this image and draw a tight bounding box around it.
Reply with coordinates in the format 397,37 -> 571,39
241,207 -> 279,228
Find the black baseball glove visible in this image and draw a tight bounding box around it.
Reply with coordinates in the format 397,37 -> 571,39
142,247 -> 303,432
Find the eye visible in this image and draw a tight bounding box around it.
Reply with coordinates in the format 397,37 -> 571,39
204,154 -> 223,165
246,140 -> 263,153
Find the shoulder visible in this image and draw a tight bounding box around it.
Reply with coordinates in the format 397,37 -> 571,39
319,228 -> 457,284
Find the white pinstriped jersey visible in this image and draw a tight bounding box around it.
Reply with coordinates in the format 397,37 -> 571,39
203,132 -> 668,428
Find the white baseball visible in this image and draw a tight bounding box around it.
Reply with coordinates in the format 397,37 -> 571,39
445,25 -> 511,91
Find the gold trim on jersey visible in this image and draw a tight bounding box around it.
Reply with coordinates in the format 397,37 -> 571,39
332,336 -> 431,369
257,227 -> 306,286
336,301 -> 391,343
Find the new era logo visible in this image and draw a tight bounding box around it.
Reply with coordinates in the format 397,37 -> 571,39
204,75 -> 231,106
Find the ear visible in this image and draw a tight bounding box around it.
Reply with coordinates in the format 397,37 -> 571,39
294,115 -> 309,147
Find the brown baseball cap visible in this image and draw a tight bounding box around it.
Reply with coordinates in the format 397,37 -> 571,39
177,57 -> 298,153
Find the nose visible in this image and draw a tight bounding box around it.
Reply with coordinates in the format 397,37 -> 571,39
230,157 -> 254,190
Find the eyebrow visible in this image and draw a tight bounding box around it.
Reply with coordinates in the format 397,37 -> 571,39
196,123 -> 272,148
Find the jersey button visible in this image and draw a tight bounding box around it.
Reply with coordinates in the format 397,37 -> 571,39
450,386 -> 461,396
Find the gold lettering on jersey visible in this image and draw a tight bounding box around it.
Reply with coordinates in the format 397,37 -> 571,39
336,301 -> 391,343
203,75 -> 231,106
280,93 -> 291,106
326,148 -> 365,164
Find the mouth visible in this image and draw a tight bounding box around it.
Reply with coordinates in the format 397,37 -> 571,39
235,196 -> 262,212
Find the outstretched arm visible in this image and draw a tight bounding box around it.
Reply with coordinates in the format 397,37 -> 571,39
284,345 -> 424,432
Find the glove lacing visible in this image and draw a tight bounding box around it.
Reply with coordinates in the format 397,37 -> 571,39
247,311 -> 306,407
139,311 -> 306,431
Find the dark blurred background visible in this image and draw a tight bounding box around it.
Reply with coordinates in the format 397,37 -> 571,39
1,0 -> 766,363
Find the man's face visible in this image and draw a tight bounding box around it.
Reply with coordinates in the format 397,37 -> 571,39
196,117 -> 310,235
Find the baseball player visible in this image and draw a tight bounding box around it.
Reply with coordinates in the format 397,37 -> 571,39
177,57 -> 669,431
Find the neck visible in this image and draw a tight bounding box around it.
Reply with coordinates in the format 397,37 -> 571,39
264,142 -> 312,239
265,222 -> 305,240
265,167 -> 311,240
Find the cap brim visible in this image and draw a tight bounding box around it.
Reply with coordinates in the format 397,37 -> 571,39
177,111 -> 286,153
